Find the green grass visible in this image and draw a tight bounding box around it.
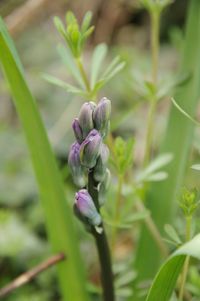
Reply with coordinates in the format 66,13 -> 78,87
0,17 -> 89,301
135,0 -> 200,285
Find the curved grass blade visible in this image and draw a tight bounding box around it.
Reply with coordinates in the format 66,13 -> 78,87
146,234 -> 200,301
135,0 -> 200,285
0,17 -> 89,301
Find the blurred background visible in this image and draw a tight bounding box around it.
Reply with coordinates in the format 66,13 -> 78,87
0,0 -> 190,300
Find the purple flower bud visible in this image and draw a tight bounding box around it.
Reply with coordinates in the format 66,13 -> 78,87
80,129 -> 102,169
75,189 -> 101,226
93,143 -> 110,182
93,97 -> 111,137
72,118 -> 83,143
98,169 -> 111,206
78,102 -> 96,139
68,142 -> 86,187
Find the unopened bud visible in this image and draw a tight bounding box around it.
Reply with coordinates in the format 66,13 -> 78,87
93,144 -> 109,182
93,97 -> 111,137
72,118 -> 83,143
75,189 -> 101,226
80,129 -> 102,169
78,102 -> 96,139
68,142 -> 86,187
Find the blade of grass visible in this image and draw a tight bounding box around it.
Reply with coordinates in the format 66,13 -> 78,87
135,0 -> 200,288
146,234 -> 200,301
0,17 -> 89,301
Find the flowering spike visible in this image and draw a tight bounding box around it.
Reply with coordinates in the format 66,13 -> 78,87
78,102 -> 96,139
75,189 -> 101,226
68,142 -> 86,187
72,118 -> 83,143
94,143 -> 110,182
93,97 -> 111,137
80,129 -> 102,168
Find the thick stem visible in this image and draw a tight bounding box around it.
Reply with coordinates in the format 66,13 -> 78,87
88,170 -> 115,301
92,228 -> 115,301
178,216 -> 192,301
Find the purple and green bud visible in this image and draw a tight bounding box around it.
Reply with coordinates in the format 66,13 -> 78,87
98,169 -> 111,206
75,189 -> 101,226
80,129 -> 102,169
68,142 -> 86,187
93,97 -> 111,137
78,102 -> 96,139
93,143 -> 110,182
72,118 -> 83,143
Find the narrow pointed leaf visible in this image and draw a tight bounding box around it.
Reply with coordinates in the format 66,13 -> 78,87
90,43 -> 107,89
57,44 -> 85,88
146,234 -> 200,301
135,0 -> 200,283
0,17 -> 89,301
42,73 -> 83,93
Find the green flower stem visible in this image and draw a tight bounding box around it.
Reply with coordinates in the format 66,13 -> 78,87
135,200 -> 168,258
178,216 -> 192,301
76,57 -> 91,92
143,10 -> 160,166
151,11 -> 159,85
88,171 -> 115,301
111,174 -> 124,254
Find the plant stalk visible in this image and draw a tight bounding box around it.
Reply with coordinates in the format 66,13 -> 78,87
143,10 -> 160,166
88,171 -> 115,301
178,216 -> 192,301
135,200 -> 168,257
111,174 -> 124,253
76,57 -> 91,92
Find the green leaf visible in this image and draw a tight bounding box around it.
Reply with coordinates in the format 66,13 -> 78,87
157,73 -> 191,100
81,11 -> 93,33
145,153 -> 173,175
42,73 -> 83,94
136,153 -> 173,183
102,55 -> 121,77
0,17 -> 89,301
164,224 -> 182,245
57,44 -> 85,88
115,271 -> 137,288
191,164 -> 200,171
90,43 -> 108,89
171,97 -> 200,127
116,287 -> 133,298
54,16 -> 66,37
125,211 -> 150,223
145,171 -> 168,182
66,11 -> 77,26
101,61 -> 126,84
146,234 -> 200,301
81,26 -> 94,43
113,137 -> 135,175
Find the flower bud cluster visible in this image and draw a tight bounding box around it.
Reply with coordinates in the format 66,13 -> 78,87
68,97 -> 111,228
